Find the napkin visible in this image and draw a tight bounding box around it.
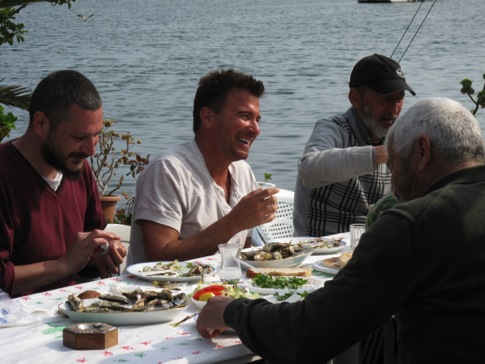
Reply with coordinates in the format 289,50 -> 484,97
0,290 -> 40,328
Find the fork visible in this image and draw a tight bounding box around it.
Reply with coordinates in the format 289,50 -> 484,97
170,313 -> 198,327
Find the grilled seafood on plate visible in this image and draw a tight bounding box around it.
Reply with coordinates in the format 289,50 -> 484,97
140,260 -> 214,277
66,288 -> 188,313
240,242 -> 310,261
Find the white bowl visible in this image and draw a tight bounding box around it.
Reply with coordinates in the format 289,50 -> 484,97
191,296 -> 207,310
239,250 -> 313,269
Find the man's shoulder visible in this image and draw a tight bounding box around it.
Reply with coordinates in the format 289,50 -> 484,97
149,141 -> 196,165
0,141 -> 20,170
314,109 -> 352,129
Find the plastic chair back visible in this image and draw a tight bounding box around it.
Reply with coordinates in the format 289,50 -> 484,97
258,218 -> 294,242
252,189 -> 295,245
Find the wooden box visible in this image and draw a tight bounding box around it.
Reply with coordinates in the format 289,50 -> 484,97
63,323 -> 118,350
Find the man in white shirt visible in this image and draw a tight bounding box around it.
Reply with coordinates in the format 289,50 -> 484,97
127,69 -> 278,264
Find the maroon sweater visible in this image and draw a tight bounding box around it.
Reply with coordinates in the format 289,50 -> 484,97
0,141 -> 105,297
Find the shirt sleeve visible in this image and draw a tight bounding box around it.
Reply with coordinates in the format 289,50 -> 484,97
133,157 -> 186,232
223,211 -> 415,363
298,118 -> 375,188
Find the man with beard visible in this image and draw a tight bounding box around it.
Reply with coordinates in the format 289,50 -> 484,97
127,69 -> 278,265
0,70 -> 126,297
293,54 -> 415,237
197,98 -> 485,364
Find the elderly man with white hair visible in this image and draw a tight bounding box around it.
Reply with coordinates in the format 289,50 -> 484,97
196,97 -> 485,364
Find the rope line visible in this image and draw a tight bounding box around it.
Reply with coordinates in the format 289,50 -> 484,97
390,0 -> 438,63
390,1 -> 425,59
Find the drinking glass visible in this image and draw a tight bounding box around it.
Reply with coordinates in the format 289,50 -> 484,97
218,243 -> 242,282
350,224 -> 366,250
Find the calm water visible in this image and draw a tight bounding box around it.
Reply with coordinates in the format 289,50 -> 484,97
2,0 -> 484,195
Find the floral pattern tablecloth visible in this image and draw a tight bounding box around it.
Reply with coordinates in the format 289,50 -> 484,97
2,234 -> 348,364
2,255 -> 256,364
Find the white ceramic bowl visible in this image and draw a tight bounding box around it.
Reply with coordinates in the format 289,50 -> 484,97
239,250 -> 313,269
191,296 -> 207,310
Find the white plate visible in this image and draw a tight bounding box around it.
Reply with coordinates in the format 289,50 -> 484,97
191,296 -> 207,310
265,292 -> 309,304
58,302 -> 187,326
239,250 -> 313,269
312,261 -> 339,276
126,261 -> 214,282
268,237 -> 347,255
245,277 -> 325,295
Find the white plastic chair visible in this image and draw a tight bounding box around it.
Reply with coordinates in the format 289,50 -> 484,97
257,218 -> 294,242
252,189 -> 295,246
105,223 -> 131,272
273,189 -> 295,220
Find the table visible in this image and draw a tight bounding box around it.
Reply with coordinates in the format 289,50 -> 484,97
1,234 -> 350,364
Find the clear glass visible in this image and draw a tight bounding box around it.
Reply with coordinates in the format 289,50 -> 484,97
350,224 -> 366,250
227,235 -> 245,258
218,242 -> 242,282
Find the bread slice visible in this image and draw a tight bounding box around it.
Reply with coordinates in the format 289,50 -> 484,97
322,251 -> 353,269
338,252 -> 353,267
246,267 -> 312,279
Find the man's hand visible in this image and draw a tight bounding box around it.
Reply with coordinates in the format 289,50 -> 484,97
374,145 -> 388,165
66,230 -> 126,277
228,187 -> 279,231
196,295 -> 235,339
90,233 -> 127,277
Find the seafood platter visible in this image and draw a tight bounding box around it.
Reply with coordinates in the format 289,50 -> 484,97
268,236 -> 347,254
58,287 -> 189,325
239,242 -> 314,268
126,260 -> 215,282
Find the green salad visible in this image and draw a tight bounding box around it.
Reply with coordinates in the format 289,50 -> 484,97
252,274 -> 308,290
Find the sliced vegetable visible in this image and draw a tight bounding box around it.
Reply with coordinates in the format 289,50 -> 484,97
198,292 -> 216,301
192,284 -> 259,301
193,285 -> 225,300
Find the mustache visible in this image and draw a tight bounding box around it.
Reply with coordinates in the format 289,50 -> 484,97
69,152 -> 90,159
380,113 -> 398,120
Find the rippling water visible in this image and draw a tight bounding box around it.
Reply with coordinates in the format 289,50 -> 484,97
2,0 -> 484,194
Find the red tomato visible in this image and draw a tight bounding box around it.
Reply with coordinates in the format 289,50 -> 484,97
193,285 -> 225,300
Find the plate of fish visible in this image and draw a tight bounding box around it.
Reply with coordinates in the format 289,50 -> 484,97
58,287 -> 189,326
126,260 -> 215,282
239,242 -> 314,268
269,236 -> 347,255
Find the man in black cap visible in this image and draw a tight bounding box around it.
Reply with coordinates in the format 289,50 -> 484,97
293,53 -> 415,237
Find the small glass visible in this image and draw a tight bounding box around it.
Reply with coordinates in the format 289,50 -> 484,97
227,235 -> 245,258
257,181 -> 276,189
350,223 -> 366,250
218,243 -> 242,282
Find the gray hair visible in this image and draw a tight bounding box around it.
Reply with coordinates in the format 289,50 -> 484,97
387,97 -> 485,164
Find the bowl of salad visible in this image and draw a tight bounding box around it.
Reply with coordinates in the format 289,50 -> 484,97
191,283 -> 259,309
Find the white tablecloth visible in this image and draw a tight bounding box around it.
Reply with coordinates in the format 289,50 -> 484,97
1,233 -> 349,364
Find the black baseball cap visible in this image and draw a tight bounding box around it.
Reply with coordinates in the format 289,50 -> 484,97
349,54 -> 416,96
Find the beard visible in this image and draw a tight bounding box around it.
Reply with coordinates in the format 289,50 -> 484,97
41,134 -> 88,180
361,115 -> 389,140
360,105 -> 395,140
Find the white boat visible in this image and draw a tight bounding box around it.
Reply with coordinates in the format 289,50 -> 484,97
358,0 -> 424,3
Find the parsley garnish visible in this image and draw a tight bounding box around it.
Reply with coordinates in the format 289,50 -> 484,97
252,274 -> 307,289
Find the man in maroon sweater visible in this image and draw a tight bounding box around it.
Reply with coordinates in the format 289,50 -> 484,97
0,70 -> 126,297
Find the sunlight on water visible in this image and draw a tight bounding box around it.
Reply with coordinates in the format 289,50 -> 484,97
2,0 -> 484,193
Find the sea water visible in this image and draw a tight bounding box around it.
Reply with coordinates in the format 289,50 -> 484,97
2,0 -> 484,194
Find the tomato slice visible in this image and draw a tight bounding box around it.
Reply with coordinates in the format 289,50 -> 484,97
193,285 -> 225,300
